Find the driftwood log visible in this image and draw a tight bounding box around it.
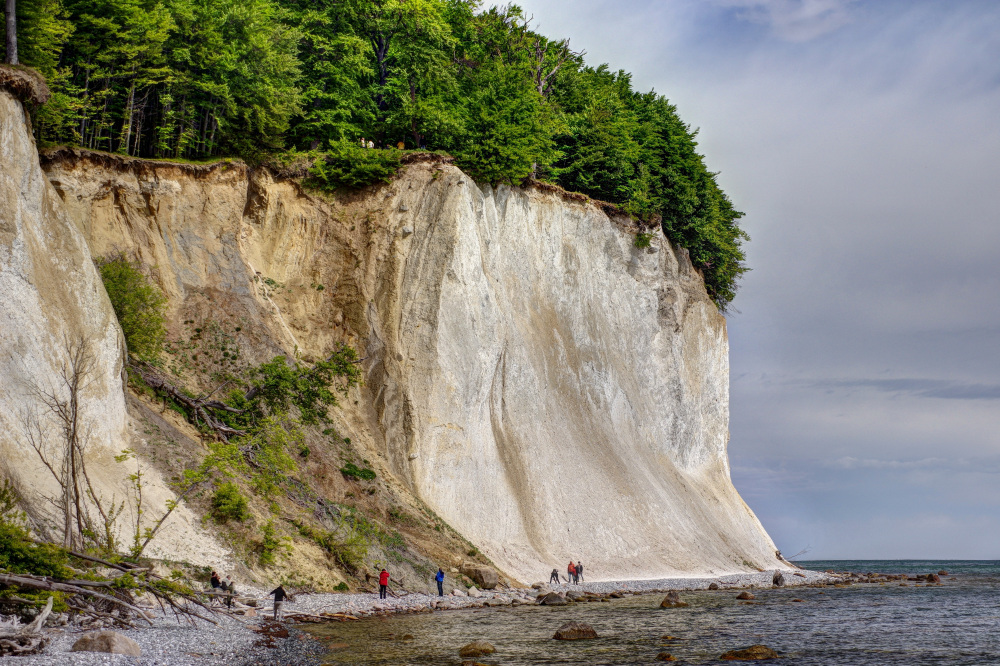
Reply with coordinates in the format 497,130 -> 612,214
0,596 -> 53,655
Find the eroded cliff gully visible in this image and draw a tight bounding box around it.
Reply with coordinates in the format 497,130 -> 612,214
2,84 -> 783,584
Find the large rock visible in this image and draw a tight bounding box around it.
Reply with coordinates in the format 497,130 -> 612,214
460,564 -> 499,590
71,631 -> 141,657
736,591 -> 755,600
553,622 -> 598,640
659,591 -> 689,608
719,645 -> 779,660
539,591 -> 568,606
458,641 -> 496,658
772,572 -> 786,587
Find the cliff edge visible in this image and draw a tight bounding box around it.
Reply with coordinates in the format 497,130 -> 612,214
2,79 -> 781,583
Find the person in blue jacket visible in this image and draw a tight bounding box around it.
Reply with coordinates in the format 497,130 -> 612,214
435,568 -> 445,596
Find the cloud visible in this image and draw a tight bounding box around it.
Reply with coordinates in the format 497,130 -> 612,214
714,0 -> 857,41
827,456 -> 948,470
806,378 -> 1000,401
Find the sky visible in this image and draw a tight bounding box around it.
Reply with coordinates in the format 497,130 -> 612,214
515,0 -> 1000,559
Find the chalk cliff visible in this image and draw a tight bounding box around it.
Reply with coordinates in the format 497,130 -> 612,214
2,81 -> 782,582
0,88 -> 232,568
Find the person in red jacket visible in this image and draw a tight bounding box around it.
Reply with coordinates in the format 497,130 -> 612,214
378,568 -> 390,599
567,561 -> 576,584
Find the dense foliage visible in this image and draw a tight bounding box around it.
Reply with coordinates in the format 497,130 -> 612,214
97,255 -> 168,362
8,0 -> 748,306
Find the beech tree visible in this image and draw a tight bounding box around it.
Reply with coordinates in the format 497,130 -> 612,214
4,0 -> 16,65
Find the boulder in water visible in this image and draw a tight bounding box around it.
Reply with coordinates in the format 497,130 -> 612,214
708,582 -> 720,590
772,572 -> 786,587
736,591 -> 755,600
458,641 -> 496,658
539,591 -> 568,606
659,591 -> 689,608
553,621 -> 598,640
719,644 -> 780,660
656,652 -> 677,661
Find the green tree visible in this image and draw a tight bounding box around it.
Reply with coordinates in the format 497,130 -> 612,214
97,255 -> 167,362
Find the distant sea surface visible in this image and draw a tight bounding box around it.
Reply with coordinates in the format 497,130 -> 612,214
308,560 -> 1000,664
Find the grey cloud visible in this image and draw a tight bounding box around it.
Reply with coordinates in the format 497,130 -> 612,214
714,0 -> 858,42
809,378 -> 1000,400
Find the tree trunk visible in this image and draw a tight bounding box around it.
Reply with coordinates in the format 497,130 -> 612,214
4,0 -> 17,66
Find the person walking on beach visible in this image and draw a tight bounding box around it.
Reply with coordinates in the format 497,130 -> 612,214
378,568 -> 390,599
435,568 -> 445,596
223,576 -> 236,609
577,562 -> 584,583
549,568 -> 560,585
270,584 -> 288,620
567,561 -> 576,584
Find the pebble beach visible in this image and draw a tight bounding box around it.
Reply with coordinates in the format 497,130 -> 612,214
9,570 -> 835,665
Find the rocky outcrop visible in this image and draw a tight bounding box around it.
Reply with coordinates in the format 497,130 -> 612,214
0,76 -> 785,581
0,89 -> 231,567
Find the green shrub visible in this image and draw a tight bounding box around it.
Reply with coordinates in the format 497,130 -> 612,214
634,232 -> 653,248
333,581 -> 349,592
210,483 -> 250,523
97,255 -> 167,362
307,141 -> 401,191
258,519 -> 290,566
340,463 -> 376,481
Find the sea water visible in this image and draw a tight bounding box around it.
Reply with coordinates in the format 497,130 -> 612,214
305,561 -> 1000,665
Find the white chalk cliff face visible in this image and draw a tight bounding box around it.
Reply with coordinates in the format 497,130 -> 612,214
32,128 -> 781,580
0,89 -> 232,568
378,173 -> 780,580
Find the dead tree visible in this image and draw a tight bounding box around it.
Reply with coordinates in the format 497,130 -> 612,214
21,336 -> 103,550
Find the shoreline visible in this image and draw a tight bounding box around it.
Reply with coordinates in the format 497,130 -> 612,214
11,570 -> 841,665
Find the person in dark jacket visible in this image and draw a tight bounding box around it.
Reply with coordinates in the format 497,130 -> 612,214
576,562 -> 584,582
270,585 -> 288,620
549,568 -> 560,585
378,569 -> 390,599
435,568 -> 445,596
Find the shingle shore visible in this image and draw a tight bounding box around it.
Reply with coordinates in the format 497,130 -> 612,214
12,570 -> 834,665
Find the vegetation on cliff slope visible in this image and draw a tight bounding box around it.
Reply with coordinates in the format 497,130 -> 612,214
5,0 -> 748,307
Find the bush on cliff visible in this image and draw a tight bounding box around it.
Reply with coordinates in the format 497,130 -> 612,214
307,141 -> 401,190
97,255 -> 167,363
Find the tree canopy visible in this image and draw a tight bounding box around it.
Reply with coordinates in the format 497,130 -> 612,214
6,0 -> 748,308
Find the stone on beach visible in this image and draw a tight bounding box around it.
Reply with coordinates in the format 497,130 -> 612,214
709,582 -> 720,590
71,631 -> 142,657
460,563 -> 499,590
459,641 -> 496,658
719,644 -> 780,660
553,621 -> 598,640
539,592 -> 568,606
772,572 -> 786,587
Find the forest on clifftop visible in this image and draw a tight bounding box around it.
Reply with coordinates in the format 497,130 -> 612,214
3,0 -> 748,306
